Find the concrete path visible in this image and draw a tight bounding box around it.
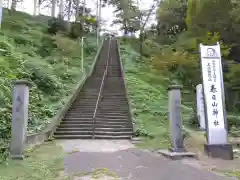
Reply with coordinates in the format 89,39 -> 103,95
57,140 -> 236,180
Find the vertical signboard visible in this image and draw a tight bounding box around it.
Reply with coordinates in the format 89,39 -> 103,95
196,84 -> 205,130
200,43 -> 227,145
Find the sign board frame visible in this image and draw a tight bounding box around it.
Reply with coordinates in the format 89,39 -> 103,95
199,42 -> 228,145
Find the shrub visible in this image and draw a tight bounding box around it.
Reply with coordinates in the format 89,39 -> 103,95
69,21 -> 83,39
47,16 -> 68,35
36,35 -> 57,57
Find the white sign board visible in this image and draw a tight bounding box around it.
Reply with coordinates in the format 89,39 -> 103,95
200,44 -> 225,130
196,84 -> 205,130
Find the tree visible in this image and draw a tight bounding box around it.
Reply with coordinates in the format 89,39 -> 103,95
156,0 -> 187,36
67,0 -> 72,21
188,0 -> 232,39
11,0 -> 18,11
33,0 -> 38,16
51,0 -> 56,17
112,0 -> 140,35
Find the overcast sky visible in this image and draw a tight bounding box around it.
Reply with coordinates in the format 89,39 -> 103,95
4,0 -> 156,35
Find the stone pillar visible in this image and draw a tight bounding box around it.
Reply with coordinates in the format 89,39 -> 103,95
196,84 -> 206,130
168,85 -> 185,152
10,80 -> 32,159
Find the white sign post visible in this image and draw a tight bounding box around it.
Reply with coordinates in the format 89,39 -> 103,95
196,84 -> 205,130
200,43 -> 233,160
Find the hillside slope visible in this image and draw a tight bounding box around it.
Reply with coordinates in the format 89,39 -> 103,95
119,40 -> 193,149
0,9 -> 99,157
120,37 -> 240,148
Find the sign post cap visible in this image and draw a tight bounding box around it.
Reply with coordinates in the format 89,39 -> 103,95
12,80 -> 33,87
167,85 -> 182,90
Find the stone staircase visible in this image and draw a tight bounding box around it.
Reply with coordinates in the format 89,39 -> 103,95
54,38 -> 133,139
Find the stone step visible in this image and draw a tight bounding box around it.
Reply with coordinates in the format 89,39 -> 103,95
54,135 -> 93,139
64,116 -> 93,119
60,121 -> 93,124
99,100 -> 127,102
58,124 -> 93,128
78,92 -> 100,95
69,107 -> 96,110
93,135 -> 132,139
97,112 -> 129,115
64,112 -> 94,115
101,94 -> 126,96
67,108 -> 95,112
101,97 -> 126,99
64,115 -> 94,118
69,105 -> 96,108
95,121 -> 130,125
97,108 -> 129,112
94,119 -> 130,123
95,127 -> 132,132
94,124 -> 132,128
95,116 -> 129,120
71,101 -> 98,104
97,110 -> 129,114
102,92 -> 125,94
55,131 -> 93,135
56,127 -> 93,131
55,131 -> 132,136
98,103 -> 128,106
99,102 -> 128,104
98,105 -> 128,108
77,96 -> 99,99
71,103 -> 97,106
62,117 -> 93,121
94,131 -> 133,136
98,102 -> 127,105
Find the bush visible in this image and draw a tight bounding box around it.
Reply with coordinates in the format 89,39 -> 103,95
69,21 -> 83,39
47,16 -> 68,35
228,115 -> 240,130
36,35 -> 57,57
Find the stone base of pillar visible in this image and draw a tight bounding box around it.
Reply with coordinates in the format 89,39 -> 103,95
157,149 -> 197,160
204,143 -> 234,160
10,154 -> 25,160
169,147 -> 186,153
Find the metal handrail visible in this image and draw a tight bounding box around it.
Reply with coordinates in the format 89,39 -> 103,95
92,38 -> 111,139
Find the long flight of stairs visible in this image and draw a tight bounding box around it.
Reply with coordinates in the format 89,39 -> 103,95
54,38 -> 133,139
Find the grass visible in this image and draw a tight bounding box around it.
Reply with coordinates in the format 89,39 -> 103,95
211,169 -> 240,179
0,142 -> 65,180
120,42 -> 197,150
225,171 -> 240,179
120,43 -> 173,149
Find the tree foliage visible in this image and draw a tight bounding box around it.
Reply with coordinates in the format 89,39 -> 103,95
120,0 -> 240,132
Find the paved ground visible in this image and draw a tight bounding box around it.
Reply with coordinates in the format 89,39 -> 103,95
57,140 -> 236,180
